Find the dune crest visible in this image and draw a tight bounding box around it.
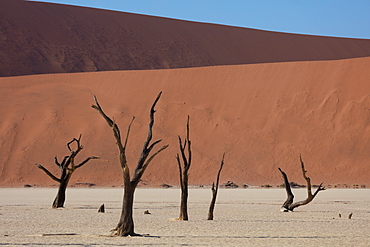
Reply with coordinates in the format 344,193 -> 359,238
1,0 -> 370,77
1,57 -> 369,187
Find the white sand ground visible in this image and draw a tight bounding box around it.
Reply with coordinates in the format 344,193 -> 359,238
0,188 -> 369,246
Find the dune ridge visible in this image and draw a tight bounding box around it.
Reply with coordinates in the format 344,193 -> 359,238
1,0 -> 370,77
0,57 -> 369,187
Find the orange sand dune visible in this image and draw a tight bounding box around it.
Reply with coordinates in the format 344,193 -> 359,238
1,57 -> 369,187
1,0 -> 370,77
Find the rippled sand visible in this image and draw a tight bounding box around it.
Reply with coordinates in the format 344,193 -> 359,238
0,188 -> 369,246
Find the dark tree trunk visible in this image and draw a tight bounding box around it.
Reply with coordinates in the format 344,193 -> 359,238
115,184 -> 136,236
207,191 -> 217,220
176,115 -> 191,221
93,92 -> 168,236
279,155 -> 325,211
208,153 -> 225,220
52,173 -> 72,208
179,173 -> 189,220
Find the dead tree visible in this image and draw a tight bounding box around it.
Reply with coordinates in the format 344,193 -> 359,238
207,153 -> 225,220
92,92 -> 168,236
35,135 -> 99,208
278,155 -> 325,211
176,115 -> 191,220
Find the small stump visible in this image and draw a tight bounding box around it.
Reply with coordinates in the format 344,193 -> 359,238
98,204 -> 105,213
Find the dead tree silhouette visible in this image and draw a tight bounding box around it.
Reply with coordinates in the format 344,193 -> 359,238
92,92 -> 168,236
278,155 -> 325,211
35,135 -> 99,208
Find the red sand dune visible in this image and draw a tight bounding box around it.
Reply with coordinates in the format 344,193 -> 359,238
1,57 -> 369,187
1,0 -> 370,77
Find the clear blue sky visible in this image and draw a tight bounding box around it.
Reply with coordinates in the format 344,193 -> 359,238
28,0 -> 370,39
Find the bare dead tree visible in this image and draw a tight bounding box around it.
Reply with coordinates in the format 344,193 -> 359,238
35,135 -> 99,208
278,155 -> 325,211
176,115 -> 191,220
92,92 -> 168,236
208,152 -> 225,220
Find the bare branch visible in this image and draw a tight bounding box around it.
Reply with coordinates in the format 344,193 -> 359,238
61,157 -> 72,170
67,134 -> 83,156
92,96 -> 114,126
278,167 -> 294,210
57,156 -> 69,169
147,139 -> 163,154
92,96 -> 122,143
299,154 -> 312,197
54,156 -> 61,168
133,144 -> 169,185
35,164 -> 61,183
313,182 -> 326,196
92,96 -> 127,171
75,156 -> 100,169
136,92 -> 163,172
123,116 -> 135,150
141,91 -> 162,152
178,135 -> 188,167
186,116 -> 191,170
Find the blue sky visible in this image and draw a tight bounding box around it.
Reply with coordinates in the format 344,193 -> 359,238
28,0 -> 370,39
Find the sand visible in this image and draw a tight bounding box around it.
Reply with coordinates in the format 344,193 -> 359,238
0,188 -> 369,246
1,1 -> 370,188
2,0 -> 370,76
1,57 -> 370,187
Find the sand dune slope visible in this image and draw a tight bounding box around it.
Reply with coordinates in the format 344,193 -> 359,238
1,0 -> 370,76
0,57 -> 370,187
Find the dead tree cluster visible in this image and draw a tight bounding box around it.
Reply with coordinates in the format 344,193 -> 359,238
176,115 -> 225,221
35,135 -> 99,208
34,89 -> 326,238
278,155 -> 325,211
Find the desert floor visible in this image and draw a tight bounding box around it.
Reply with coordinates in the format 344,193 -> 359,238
0,188 -> 369,246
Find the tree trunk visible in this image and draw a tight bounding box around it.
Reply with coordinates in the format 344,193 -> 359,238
179,173 -> 189,220
114,184 -> 136,236
207,187 -> 217,220
207,153 -> 225,220
52,173 -> 71,208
